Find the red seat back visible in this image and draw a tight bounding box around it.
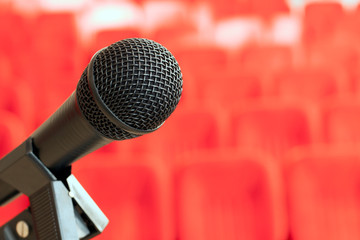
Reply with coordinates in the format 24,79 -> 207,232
175,158 -> 287,240
286,147 -> 360,240
230,104 -> 311,161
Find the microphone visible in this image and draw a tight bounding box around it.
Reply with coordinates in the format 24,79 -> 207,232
0,38 -> 183,205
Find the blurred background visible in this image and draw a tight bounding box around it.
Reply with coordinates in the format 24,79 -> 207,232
1,0 -> 360,239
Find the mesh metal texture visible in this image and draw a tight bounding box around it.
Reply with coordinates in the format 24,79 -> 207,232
76,38 -> 183,140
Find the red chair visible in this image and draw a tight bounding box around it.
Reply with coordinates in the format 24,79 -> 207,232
91,107 -> 221,161
32,12 -> 78,55
200,69 -> 262,108
229,103 -> 312,161
248,0 -> 290,18
153,108 -> 221,161
0,10 -> 31,83
174,156 -> 287,240
234,45 -> 293,98
272,68 -> 338,103
285,146 -> 360,240
176,55 -> 263,108
201,0 -> 289,20
173,46 -> 228,106
0,10 -> 29,57
303,2 -> 345,45
0,82 -> 36,133
352,4 -> 360,39
73,161 -> 172,240
321,100 -> 360,144
150,24 -> 197,50
236,45 -> 293,79
141,1 -> 196,49
92,28 -> 142,53
173,46 -> 228,80
0,110 -> 26,157
31,12 -> 84,122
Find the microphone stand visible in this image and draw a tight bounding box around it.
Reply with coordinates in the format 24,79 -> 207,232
0,138 -> 108,240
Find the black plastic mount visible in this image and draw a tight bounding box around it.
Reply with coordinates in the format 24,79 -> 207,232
0,138 -> 108,240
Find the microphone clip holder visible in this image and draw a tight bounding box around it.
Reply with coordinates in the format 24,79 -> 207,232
0,138 -> 108,240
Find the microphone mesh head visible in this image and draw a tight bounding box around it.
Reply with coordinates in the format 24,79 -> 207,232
77,38 -> 183,140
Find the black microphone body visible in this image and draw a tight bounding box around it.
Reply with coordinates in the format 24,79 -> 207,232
0,38 -> 183,205
31,92 -> 111,171
0,87 -> 110,206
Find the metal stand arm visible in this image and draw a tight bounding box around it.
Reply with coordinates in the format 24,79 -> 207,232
0,138 -> 108,240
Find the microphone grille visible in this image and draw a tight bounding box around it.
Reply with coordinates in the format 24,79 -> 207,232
77,38 -> 183,140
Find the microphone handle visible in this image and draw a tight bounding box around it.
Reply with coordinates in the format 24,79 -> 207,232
31,92 -> 111,172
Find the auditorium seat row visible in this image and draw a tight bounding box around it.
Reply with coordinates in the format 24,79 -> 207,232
48,147 -> 360,240
2,44 -> 360,129
4,100 -> 360,164
2,142 -> 360,240
2,32 -> 360,121
1,7 -> 360,109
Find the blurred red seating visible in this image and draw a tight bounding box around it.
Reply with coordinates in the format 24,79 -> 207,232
229,103 -> 312,161
321,100 -> 360,144
0,82 -> 36,133
237,45 -> 293,72
150,24 -> 197,50
0,110 -> 26,158
272,68 -> 338,103
200,0 -> 289,20
31,12 -> 84,123
154,108 -> 221,160
285,146 -> 360,240
352,4 -> 360,39
201,69 -> 262,108
141,0 -> 196,49
0,10 -> 28,49
235,45 -> 293,88
33,12 -> 78,54
174,156 -> 287,240
303,2 -> 345,45
247,0 -> 290,18
173,45 -> 228,78
173,46 -> 228,106
0,10 -> 31,81
74,161 -> 172,240
93,107 -> 221,161
0,55 -> 15,88
92,28 -> 142,54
